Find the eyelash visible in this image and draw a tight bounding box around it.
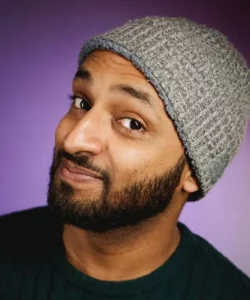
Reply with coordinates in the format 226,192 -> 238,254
68,94 -> 91,110
67,94 -> 146,134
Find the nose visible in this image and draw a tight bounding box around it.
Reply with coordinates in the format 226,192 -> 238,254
63,109 -> 109,156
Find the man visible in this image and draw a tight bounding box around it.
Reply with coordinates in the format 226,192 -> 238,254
0,16 -> 250,299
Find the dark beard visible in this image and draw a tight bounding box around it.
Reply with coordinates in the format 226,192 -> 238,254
47,149 -> 186,233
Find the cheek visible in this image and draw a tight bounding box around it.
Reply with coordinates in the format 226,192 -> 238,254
110,143 -> 161,184
109,136 -> 183,185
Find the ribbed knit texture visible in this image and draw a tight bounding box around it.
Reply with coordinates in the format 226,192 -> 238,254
1,207 -> 250,299
78,17 -> 250,201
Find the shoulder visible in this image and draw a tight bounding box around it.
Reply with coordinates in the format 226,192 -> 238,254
180,223 -> 250,298
0,206 -> 61,245
0,206 -> 50,224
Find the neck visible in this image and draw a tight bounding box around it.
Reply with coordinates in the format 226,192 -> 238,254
62,212 -> 181,281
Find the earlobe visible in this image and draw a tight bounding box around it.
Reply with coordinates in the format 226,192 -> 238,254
182,175 -> 199,193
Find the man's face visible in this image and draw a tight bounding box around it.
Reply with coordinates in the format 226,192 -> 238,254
47,50 -> 187,232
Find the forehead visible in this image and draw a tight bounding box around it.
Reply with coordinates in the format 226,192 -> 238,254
82,50 -> 150,81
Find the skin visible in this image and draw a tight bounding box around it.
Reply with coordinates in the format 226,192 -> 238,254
54,50 -> 199,281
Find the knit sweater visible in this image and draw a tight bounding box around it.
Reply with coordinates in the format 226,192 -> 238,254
0,206 -> 249,300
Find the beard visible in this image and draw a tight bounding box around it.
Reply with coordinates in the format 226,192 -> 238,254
47,149 -> 186,233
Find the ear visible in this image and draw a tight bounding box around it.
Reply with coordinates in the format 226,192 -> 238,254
182,169 -> 199,193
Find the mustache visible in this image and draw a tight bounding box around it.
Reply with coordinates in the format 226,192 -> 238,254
53,149 -> 110,182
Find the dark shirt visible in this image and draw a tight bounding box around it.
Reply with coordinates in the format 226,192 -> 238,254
0,206 -> 250,299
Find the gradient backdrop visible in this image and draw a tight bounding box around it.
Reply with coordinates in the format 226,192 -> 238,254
1,0 -> 250,275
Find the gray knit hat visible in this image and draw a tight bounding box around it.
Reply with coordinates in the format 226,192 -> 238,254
78,17 -> 250,201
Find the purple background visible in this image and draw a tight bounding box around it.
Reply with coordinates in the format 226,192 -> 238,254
1,0 -> 250,274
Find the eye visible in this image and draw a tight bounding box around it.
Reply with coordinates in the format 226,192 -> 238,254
74,97 -> 91,110
68,95 -> 91,111
120,118 -> 145,131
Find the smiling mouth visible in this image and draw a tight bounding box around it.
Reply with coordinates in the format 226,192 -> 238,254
59,159 -> 103,184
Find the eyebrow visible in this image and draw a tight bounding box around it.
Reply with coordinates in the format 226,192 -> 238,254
74,68 -> 92,81
110,84 -> 154,108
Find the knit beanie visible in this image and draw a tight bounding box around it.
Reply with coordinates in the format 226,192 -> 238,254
78,17 -> 250,201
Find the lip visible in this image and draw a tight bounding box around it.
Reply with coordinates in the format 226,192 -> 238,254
59,159 -> 102,183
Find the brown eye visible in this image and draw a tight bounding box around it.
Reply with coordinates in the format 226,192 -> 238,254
74,97 -> 91,110
120,118 -> 144,131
